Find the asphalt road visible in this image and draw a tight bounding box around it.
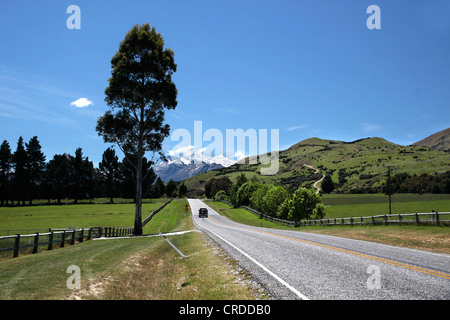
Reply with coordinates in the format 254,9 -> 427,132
188,199 -> 450,300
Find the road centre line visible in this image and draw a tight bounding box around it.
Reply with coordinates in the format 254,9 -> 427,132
207,216 -> 450,281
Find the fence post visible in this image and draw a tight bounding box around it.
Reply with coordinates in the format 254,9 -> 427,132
436,212 -> 440,226
13,234 -> 20,258
61,231 -> 66,248
48,231 -> 54,251
371,216 -> 375,224
399,214 -> 402,224
415,213 -> 419,225
71,229 -> 76,245
80,228 -> 84,242
384,215 -> 387,226
32,233 -> 39,254
350,217 -> 353,226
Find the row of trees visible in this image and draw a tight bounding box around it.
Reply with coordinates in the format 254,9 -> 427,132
206,173 -> 326,222
387,171 -> 450,194
0,136 -> 186,206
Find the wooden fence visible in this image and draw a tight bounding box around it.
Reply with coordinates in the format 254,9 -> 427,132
142,198 -> 174,226
240,205 -> 450,228
295,212 -> 450,227
0,198 -> 175,259
0,227 -> 102,259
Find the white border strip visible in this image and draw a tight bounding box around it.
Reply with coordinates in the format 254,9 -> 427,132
160,233 -> 186,258
93,230 -> 194,240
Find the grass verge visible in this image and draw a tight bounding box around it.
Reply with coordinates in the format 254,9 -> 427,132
0,199 -> 268,300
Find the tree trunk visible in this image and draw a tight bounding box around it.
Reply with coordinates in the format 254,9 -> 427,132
134,147 -> 144,235
109,172 -> 114,204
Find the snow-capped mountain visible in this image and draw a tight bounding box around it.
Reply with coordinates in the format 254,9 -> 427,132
154,154 -> 235,182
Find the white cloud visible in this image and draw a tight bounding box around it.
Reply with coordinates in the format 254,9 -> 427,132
360,122 -> 381,133
234,150 -> 246,161
214,107 -> 240,115
287,124 -> 309,131
70,97 -> 93,108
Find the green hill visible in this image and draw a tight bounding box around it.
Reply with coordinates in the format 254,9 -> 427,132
412,128 -> 450,153
183,137 -> 450,196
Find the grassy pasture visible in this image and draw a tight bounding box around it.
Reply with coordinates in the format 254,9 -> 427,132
0,199 -> 169,234
322,193 -> 450,218
0,199 -> 266,300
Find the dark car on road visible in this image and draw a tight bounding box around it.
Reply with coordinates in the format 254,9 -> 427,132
199,208 -> 208,218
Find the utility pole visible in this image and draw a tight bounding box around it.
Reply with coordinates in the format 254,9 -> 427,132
387,166 -> 391,215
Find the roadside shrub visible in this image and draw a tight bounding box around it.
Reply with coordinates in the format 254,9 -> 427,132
214,190 -> 228,202
262,186 -> 289,217
286,187 -> 325,221
249,184 -> 271,212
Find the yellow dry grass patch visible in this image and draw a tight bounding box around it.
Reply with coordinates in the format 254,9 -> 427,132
69,232 -> 270,300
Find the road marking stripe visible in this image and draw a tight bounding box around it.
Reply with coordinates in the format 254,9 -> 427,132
190,202 -> 310,300
208,215 -> 450,280
201,224 -> 310,300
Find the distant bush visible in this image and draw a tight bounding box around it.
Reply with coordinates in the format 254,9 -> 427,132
237,182 -> 326,222
262,186 -> 289,217
282,187 -> 325,221
236,182 -> 259,206
387,171 -> 450,194
321,175 -> 335,193
249,184 -> 271,212
214,190 -> 228,202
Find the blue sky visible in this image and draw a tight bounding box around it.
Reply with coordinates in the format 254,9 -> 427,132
0,0 -> 449,167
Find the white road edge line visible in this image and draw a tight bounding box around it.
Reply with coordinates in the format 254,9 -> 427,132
193,212 -> 310,300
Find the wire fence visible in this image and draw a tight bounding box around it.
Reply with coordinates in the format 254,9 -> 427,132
296,212 -> 450,227
240,205 -> 450,228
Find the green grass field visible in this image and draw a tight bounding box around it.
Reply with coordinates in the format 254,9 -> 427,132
322,193 -> 450,218
0,199 -> 168,234
0,199 -> 266,300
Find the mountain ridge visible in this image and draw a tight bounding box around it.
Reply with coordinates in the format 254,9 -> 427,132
182,135 -> 450,196
154,155 -> 234,182
412,128 -> 450,152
